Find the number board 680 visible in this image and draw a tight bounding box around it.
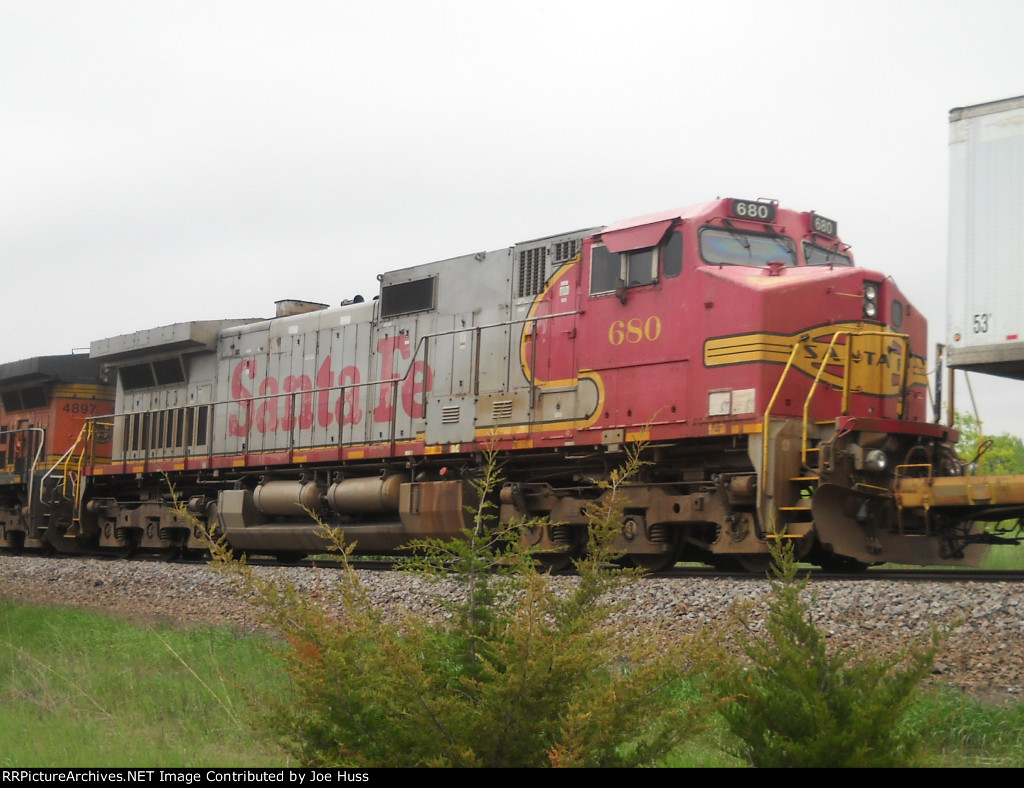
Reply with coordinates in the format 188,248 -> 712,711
731,200 -> 776,222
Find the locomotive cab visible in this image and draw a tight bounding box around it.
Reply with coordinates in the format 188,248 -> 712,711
508,198 -> 943,569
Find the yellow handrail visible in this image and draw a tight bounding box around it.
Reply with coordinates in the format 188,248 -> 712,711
801,331 -> 846,466
800,329 -> 911,465
761,327 -> 913,515
760,338 -> 806,519
38,420 -> 112,532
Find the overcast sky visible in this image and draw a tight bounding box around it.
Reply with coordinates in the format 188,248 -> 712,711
3,0 -> 1024,436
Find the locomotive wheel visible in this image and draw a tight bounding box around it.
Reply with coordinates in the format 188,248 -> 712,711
117,532 -> 141,560
160,540 -> 185,561
815,554 -> 870,574
37,536 -> 57,557
735,554 -> 773,575
626,550 -> 679,572
1,531 -> 25,555
706,555 -> 743,571
535,552 -> 574,573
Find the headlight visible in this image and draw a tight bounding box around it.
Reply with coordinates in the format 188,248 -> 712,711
863,280 -> 881,320
863,449 -> 888,472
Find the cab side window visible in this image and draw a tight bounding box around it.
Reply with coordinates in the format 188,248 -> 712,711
589,231 -> 682,295
626,249 -> 656,287
663,231 -> 682,277
590,244 -> 621,294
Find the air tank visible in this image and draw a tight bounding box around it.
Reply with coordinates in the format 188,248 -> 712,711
252,481 -> 324,516
326,475 -> 403,515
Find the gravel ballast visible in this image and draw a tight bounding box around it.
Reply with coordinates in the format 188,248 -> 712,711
1,555 -> 1022,703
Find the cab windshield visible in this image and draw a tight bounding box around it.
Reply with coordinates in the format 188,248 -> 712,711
699,228 -> 797,268
804,242 -> 852,266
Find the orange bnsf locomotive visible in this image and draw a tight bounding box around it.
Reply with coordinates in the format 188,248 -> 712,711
3,197 -> 1023,571
0,356 -> 114,552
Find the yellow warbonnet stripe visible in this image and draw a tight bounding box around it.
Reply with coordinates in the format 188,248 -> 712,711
704,322 -> 928,395
704,333 -> 796,365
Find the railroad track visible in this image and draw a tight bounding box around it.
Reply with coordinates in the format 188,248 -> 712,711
651,564 -> 1024,582
9,549 -> 1024,582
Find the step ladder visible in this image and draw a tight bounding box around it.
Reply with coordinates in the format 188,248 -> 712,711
776,425 -> 829,535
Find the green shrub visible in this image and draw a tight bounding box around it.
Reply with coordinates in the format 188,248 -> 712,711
203,443 -> 723,767
717,538 -> 948,768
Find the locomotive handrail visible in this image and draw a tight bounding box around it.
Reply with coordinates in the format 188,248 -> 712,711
802,330 -> 847,466
762,327 -> 913,520
69,421 -> 109,522
38,422 -> 90,507
37,420 -> 116,535
800,329 -> 911,465
894,463 -> 933,485
94,307 -> 584,471
760,338 -> 806,518
21,427 -> 46,515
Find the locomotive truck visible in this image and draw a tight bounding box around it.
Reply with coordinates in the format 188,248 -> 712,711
3,197 -> 1024,571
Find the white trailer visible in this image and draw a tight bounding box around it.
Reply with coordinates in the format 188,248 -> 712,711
947,94 -> 1024,379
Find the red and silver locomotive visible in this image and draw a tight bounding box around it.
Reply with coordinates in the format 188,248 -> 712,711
4,197 -> 1021,570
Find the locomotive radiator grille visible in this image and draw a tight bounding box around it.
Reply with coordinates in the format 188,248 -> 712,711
441,405 -> 461,424
517,247 -> 547,298
553,239 -> 579,263
517,240 -> 579,299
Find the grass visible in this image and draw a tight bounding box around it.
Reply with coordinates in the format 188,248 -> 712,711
900,687 -> 1024,767
0,600 -> 292,767
1,600 -> 1022,767
980,542 -> 1024,570
885,542 -> 1024,571
662,687 -> 1024,767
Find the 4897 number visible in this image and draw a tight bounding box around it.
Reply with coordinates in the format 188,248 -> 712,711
62,402 -> 99,415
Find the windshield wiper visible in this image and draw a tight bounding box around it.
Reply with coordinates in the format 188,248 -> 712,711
722,219 -> 753,256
